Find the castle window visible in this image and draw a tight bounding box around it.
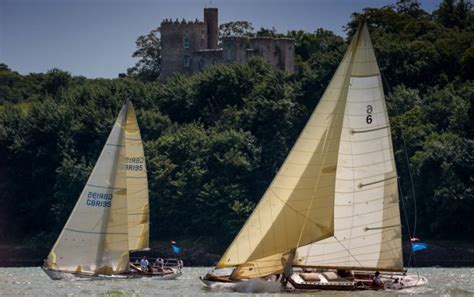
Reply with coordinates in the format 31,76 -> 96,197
200,38 -> 204,48
184,55 -> 191,68
183,34 -> 190,49
199,59 -> 205,70
212,58 -> 217,65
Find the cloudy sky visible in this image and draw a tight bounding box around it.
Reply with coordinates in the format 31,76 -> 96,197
0,0 -> 440,78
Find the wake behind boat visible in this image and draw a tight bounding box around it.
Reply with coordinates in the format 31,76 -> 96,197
202,20 -> 427,292
42,100 -> 182,280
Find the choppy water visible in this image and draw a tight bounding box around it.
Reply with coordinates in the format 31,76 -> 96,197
0,267 -> 473,296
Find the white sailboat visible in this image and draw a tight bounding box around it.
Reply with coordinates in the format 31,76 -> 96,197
42,100 -> 182,280
202,21 -> 427,291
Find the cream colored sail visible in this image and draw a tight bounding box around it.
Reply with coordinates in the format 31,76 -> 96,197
294,23 -> 403,272
215,19 -> 369,280
125,101 -> 150,251
46,104 -> 129,274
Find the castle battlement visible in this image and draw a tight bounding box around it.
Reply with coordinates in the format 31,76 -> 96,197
160,18 -> 206,27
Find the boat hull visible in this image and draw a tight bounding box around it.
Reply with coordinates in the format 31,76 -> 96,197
42,267 -> 182,280
201,271 -> 428,292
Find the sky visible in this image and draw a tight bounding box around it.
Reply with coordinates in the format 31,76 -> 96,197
0,0 -> 441,78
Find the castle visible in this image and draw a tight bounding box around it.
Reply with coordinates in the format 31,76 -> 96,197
160,8 -> 295,80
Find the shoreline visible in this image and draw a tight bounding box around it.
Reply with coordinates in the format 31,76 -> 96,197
1,240 -> 473,268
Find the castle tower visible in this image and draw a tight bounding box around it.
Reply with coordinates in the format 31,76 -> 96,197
160,18 -> 208,79
204,8 -> 218,49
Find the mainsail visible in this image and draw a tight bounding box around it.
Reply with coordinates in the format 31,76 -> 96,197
215,21 -> 403,279
295,22 -> 403,272
125,103 -> 150,251
46,103 -> 130,274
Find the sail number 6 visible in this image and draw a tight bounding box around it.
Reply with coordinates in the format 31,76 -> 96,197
366,105 -> 373,124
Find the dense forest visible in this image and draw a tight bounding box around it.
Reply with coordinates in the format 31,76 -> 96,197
0,0 -> 472,251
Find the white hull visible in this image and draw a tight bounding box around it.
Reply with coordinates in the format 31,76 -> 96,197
288,271 -> 428,291
42,267 -> 182,281
383,274 -> 428,290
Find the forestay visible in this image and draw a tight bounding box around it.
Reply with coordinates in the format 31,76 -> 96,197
46,104 -> 129,274
295,23 -> 403,272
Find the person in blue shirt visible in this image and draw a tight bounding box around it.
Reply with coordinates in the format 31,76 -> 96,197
140,256 -> 149,272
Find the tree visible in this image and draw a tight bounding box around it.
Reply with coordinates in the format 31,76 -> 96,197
396,0 -> 426,18
127,28 -> 161,81
433,0 -> 474,29
460,46 -> 474,79
256,27 -> 280,37
43,69 -> 71,97
219,21 -> 255,38
412,133 -> 474,238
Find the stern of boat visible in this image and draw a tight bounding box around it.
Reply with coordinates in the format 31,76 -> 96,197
383,274 -> 428,290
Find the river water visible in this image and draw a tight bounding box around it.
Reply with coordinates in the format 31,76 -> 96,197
1,267 -> 473,296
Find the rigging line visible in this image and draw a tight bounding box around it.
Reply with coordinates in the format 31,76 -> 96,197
334,236 -> 364,268
269,189 -> 329,231
398,177 -> 415,267
380,70 -> 418,238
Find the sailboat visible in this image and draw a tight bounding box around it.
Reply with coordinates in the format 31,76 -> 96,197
201,21 -> 427,291
42,100 -> 182,280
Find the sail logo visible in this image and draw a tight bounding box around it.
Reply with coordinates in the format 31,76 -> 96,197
126,157 -> 144,171
366,105 -> 373,124
86,191 -> 112,207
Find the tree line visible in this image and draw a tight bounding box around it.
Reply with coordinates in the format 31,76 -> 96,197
0,0 -> 472,248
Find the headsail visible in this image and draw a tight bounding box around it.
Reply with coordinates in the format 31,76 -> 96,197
46,103 -> 129,274
214,18 -> 369,280
125,101 -> 150,251
295,22 -> 404,272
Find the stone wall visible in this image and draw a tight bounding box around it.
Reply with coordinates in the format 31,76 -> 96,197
248,37 -> 295,73
193,49 -> 223,72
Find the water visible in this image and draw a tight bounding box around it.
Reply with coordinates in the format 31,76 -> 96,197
1,267 -> 473,296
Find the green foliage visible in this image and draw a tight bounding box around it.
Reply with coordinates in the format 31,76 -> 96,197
0,2 -> 472,246
147,124 -> 260,240
412,133 -> 473,238
389,80 -> 473,239
127,28 -> 161,81
219,21 -> 255,38
433,0 -> 474,29
346,1 -> 473,90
